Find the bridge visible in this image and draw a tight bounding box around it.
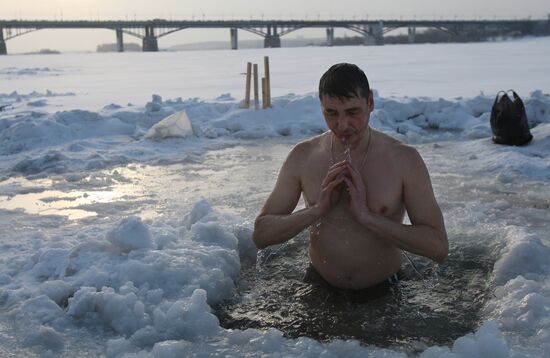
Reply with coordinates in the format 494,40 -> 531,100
1,18 -> 549,55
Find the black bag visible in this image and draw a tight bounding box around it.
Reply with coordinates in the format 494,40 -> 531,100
490,90 -> 533,146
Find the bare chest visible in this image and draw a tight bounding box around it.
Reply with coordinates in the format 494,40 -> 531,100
301,152 -> 404,216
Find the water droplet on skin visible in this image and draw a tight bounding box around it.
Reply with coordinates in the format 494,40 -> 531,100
344,145 -> 352,163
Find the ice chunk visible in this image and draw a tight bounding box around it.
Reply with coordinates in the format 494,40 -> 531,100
23,325 -> 64,352
420,321 -> 509,358
67,284 -> 150,336
106,216 -> 153,253
152,289 -> 220,341
20,295 -> 64,324
39,280 -> 73,306
493,232 -> 550,285
183,199 -> 215,228
145,111 -> 194,139
190,221 -> 238,251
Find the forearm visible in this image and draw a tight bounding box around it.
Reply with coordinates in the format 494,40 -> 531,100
360,213 -> 448,263
253,205 -> 322,249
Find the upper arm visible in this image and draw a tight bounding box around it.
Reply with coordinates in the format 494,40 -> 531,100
402,147 -> 446,236
258,144 -> 304,217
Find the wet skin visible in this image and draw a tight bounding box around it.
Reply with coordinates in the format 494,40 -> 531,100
253,92 -> 448,289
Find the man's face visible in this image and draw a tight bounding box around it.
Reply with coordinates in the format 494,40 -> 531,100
321,91 -> 374,147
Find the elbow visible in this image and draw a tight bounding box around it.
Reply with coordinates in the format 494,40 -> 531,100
252,233 -> 267,250
252,216 -> 268,250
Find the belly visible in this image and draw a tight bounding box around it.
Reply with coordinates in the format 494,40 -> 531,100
308,206 -> 402,289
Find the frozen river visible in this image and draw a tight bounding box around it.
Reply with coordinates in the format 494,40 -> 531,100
1,38 -> 549,357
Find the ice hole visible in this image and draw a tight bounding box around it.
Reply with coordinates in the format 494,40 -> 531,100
214,231 -> 496,352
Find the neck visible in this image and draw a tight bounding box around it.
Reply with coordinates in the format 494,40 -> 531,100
332,127 -> 371,152
330,128 -> 373,168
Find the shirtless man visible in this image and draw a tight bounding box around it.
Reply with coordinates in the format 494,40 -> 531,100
252,63 -> 448,290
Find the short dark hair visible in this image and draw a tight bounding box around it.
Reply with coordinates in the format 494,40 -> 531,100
318,63 -> 371,101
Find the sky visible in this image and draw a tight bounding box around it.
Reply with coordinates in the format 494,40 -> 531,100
1,0 -> 549,53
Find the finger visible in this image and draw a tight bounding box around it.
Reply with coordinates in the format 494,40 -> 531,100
323,175 -> 345,193
328,163 -> 348,176
345,162 -> 363,184
330,159 -> 350,168
327,162 -> 348,176
344,177 -> 358,194
322,165 -> 349,187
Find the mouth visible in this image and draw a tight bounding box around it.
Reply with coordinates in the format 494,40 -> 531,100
335,134 -> 353,145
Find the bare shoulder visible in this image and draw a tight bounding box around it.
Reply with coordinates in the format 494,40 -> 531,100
372,130 -> 413,157
286,132 -> 329,165
372,130 -> 425,173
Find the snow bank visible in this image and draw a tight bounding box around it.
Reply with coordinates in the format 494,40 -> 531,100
0,67 -> 63,77
2,200 -> 257,354
2,91 -> 549,179
481,226 -> 550,355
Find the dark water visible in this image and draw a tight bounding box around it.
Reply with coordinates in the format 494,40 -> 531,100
214,232 -> 496,353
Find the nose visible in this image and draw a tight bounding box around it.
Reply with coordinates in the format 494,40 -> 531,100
336,115 -> 350,132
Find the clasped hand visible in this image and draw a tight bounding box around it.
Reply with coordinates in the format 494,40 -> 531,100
316,160 -> 370,223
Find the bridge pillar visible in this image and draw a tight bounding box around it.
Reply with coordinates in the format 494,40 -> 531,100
408,27 -> 416,43
372,22 -> 384,45
271,34 -> 281,48
544,13 -> 550,34
361,24 -> 375,46
116,28 -> 124,52
363,29 -> 375,46
142,26 -> 158,52
230,28 -> 238,50
264,25 -> 281,48
326,27 -> 334,46
0,28 -> 6,55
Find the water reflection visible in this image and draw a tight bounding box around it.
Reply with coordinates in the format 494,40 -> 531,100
0,170 -> 150,220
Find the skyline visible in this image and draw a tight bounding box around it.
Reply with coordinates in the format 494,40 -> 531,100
2,0 -> 550,53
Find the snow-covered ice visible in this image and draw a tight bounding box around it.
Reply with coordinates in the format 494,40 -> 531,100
1,37 -> 549,357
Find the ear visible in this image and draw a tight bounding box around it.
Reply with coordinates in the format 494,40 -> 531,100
367,90 -> 374,113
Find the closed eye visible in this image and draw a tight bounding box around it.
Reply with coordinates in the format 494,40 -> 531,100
324,110 -> 338,117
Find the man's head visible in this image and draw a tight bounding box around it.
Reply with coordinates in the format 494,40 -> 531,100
318,63 -> 371,102
319,63 -> 374,147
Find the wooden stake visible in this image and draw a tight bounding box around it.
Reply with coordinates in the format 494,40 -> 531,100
264,56 -> 271,107
262,77 -> 267,109
253,63 -> 259,109
244,62 -> 252,108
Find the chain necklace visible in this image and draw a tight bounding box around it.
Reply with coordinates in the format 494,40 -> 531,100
330,128 -> 372,170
